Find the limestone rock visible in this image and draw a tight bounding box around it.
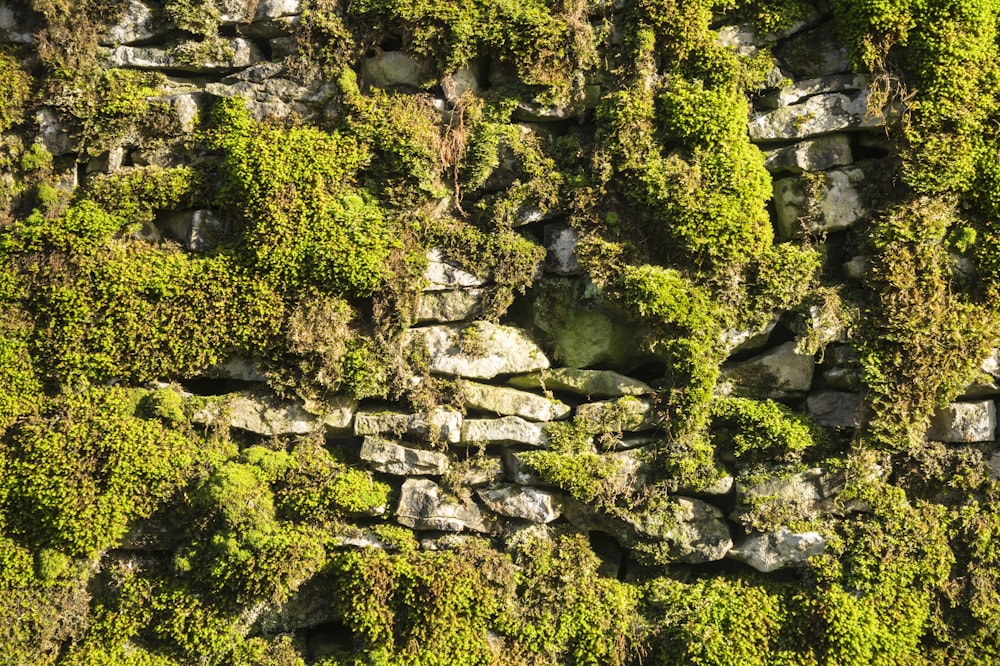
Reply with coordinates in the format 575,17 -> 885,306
451,456 -> 505,486
462,416 -> 546,447
404,321 -> 550,379
396,479 -> 489,532
774,167 -> 868,238
543,225 -> 583,276
424,249 -> 486,290
563,496 -> 732,564
360,437 -> 450,476
927,401 -> 996,443
720,318 -> 779,355
415,289 -> 488,323
441,67 -> 479,105
575,397 -> 657,433
775,25 -> 852,78
354,407 -> 462,445
721,341 -> 815,398
254,0 -> 302,20
457,380 -> 570,422
363,51 -> 422,89
106,39 -> 263,73
476,485 -> 562,523
201,356 -> 267,382
35,108 -> 76,156
806,391 -> 862,429
765,75 -> 870,108
161,209 -> 226,252
728,528 -> 826,573
749,92 -> 884,142
732,467 -> 859,530
194,392 -> 356,437
508,368 -> 653,398
101,0 -> 161,45
763,135 -> 853,173
205,72 -> 335,121
0,2 -> 32,44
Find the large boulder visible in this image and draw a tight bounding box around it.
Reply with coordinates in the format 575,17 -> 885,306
507,368 -> 652,398
774,167 -> 869,238
396,479 -> 490,532
404,322 -> 550,380
476,485 -> 563,523
926,401 -> 996,443
359,437 -> 450,476
728,528 -> 826,573
457,380 -> 570,422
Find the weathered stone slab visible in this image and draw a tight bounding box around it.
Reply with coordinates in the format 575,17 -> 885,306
731,467 -> 863,530
423,249 -> 486,290
201,356 -> 267,382
415,289 -> 487,323
354,406 -> 462,444
476,485 -> 562,523
763,135 -> 853,173
774,167 -> 868,238
721,341 -> 815,398
507,368 -> 652,398
927,401 -> 996,443
106,39 -> 263,72
728,528 -> 826,572
194,392 -> 357,437
363,51 -> 422,89
575,397 -> 657,433
451,456 -> 505,486
749,93 -> 884,142
457,380 -> 570,422
101,0 -> 162,45
806,391 -> 862,429
404,322 -> 549,379
396,479 -> 489,532
543,224 -> 583,276
360,436 -> 450,476
720,318 -> 779,355
462,417 -> 546,447
766,75 -> 870,108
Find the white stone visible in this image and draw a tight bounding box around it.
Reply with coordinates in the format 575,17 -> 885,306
763,135 -> 853,173
457,380 -> 570,422
476,485 -> 562,523
927,401 -> 996,443
254,0 -> 301,20
543,225 -> 583,276
101,0 -> 160,45
0,2 -> 32,43
106,38 -> 262,72
404,321 -> 549,379
462,416 -> 546,447
441,67 -> 479,104
354,406 -> 462,444
35,108 -> 76,156
415,289 -> 487,323
728,528 -> 826,572
359,437 -> 450,476
770,75 -> 869,107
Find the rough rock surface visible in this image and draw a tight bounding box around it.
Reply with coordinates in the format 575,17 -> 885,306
749,92 -> 884,142
457,380 -> 570,422
363,51 -> 422,89
806,391 -> 862,429
575,397 -> 657,432
404,322 -> 550,379
507,368 -> 652,398
415,289 -> 488,323
927,401 -> 996,443
774,167 -> 869,238
360,437 -> 450,476
543,225 -> 583,276
728,528 -> 826,572
396,479 -> 489,532
354,407 -> 463,445
721,341 -> 815,398
763,135 -> 853,173
476,485 -> 563,523
462,416 -> 547,447
106,39 -> 263,72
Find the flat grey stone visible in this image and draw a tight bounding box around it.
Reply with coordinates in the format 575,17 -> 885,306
721,341 -> 815,398
106,38 -> 263,73
415,289 -> 487,323
404,322 -> 550,379
575,397 -> 657,433
774,167 -> 868,238
424,249 -> 486,290
363,51 -> 421,89
543,224 -> 583,276
476,485 -> 562,523
927,401 -> 996,443
101,0 -> 162,45
806,391 -> 862,429
507,368 -> 652,398
462,416 -> 546,447
354,406 -> 462,444
360,436 -> 450,476
749,92 -> 884,142
193,392 -> 356,437
763,135 -> 853,173
457,380 -> 570,422
396,478 -> 489,532
728,528 -> 826,572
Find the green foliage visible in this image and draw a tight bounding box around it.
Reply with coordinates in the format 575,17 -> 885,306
710,396 -> 827,465
1,386 -> 197,557
210,97 -> 396,295
87,166 -> 200,228
0,50 -> 30,132
644,576 -> 785,666
20,144 -> 52,172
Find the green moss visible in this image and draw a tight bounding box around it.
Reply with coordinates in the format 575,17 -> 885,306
0,50 -> 30,132
210,97 -> 396,295
710,396 -> 827,465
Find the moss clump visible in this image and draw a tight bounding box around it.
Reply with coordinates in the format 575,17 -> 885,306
210,97 -> 397,295
711,396 -> 827,465
0,50 -> 30,133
